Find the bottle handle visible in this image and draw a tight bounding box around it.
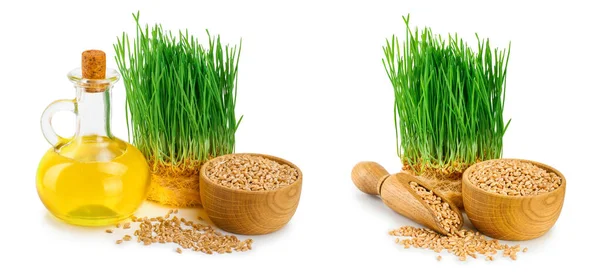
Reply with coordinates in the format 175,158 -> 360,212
40,99 -> 77,146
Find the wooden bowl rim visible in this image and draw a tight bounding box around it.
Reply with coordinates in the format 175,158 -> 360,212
200,153 -> 303,195
463,158 -> 566,200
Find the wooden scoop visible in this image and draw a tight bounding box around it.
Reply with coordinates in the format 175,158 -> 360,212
351,161 -> 463,235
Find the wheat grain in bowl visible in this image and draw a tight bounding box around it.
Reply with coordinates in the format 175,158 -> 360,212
205,154 -> 299,191
469,159 -> 562,196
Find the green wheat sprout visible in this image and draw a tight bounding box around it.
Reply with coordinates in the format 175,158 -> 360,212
383,15 -> 511,175
114,12 -> 242,171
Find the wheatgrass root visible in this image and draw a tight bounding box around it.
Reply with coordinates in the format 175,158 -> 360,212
146,163 -> 202,207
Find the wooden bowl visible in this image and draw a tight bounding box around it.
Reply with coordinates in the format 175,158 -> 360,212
462,159 -> 566,240
199,153 -> 303,235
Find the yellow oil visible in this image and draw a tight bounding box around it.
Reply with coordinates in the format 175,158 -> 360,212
36,136 -> 150,226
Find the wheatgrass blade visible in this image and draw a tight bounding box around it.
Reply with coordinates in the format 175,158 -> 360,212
114,13 -> 241,171
383,16 -> 510,175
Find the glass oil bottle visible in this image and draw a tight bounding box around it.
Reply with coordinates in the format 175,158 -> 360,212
36,50 -> 150,226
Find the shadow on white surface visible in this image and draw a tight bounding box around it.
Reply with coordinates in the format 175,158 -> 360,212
41,200 -> 297,256
352,187 -> 558,263
43,212 -> 106,234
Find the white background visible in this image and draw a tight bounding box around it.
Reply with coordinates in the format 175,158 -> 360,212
1,0 -> 598,277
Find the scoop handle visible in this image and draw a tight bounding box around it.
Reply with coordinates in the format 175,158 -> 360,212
351,161 -> 390,195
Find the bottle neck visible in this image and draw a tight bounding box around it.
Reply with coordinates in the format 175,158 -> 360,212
75,86 -> 113,138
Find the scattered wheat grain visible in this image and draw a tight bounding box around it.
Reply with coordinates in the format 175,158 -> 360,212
107,212 -> 253,255
390,226 -> 525,262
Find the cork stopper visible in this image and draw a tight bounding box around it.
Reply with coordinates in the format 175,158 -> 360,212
81,50 -> 106,92
82,50 -> 106,79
